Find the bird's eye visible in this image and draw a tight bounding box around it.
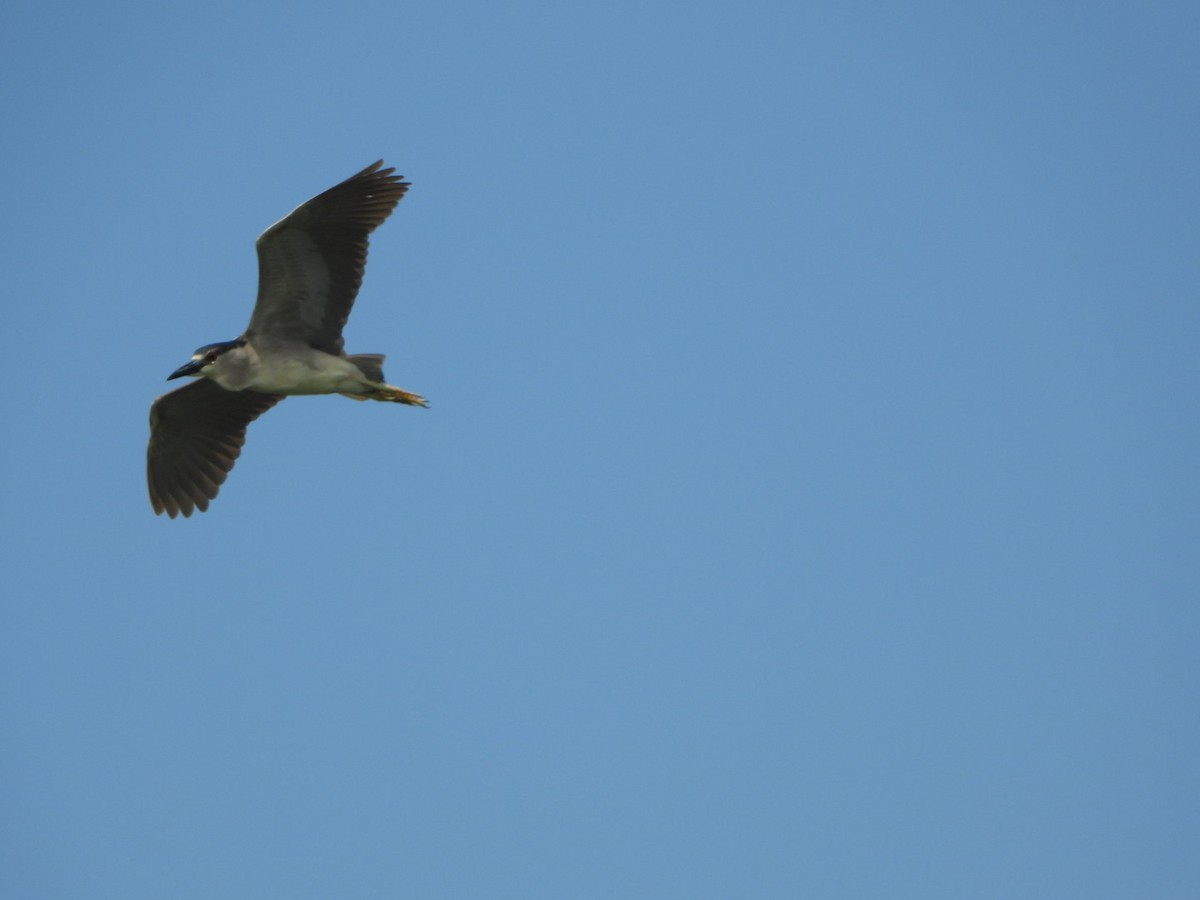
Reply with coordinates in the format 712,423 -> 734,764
205,352 -> 219,363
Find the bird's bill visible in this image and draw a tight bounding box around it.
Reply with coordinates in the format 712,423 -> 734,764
167,359 -> 205,380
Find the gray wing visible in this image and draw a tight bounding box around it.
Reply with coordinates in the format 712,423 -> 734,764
245,160 -> 409,355
147,379 -> 284,518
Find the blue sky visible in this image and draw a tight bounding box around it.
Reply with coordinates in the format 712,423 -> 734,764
2,1 -> 1197,896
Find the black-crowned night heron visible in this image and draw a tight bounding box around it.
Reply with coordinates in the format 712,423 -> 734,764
147,160 -> 427,518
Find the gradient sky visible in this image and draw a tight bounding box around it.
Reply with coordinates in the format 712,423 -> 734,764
2,1 -> 1198,897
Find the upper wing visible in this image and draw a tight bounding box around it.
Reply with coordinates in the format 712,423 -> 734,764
245,160 -> 409,355
147,379 -> 284,518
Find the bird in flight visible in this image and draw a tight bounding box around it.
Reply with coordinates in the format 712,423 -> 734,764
147,160 -> 427,518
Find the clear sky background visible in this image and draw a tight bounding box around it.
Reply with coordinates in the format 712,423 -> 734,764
2,1 -> 1197,897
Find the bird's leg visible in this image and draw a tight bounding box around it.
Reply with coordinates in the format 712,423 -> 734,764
366,384 -> 429,407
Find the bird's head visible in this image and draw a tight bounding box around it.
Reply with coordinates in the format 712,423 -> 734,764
167,339 -> 244,380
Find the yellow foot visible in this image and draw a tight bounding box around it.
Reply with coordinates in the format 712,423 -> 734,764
373,384 -> 429,407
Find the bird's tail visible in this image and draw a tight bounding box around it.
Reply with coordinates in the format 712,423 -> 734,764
346,354 -> 387,382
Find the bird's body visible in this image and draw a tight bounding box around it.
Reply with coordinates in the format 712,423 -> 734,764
197,342 -> 378,395
147,160 -> 426,518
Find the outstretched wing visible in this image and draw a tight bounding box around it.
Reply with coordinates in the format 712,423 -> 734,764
147,380 -> 284,518
245,160 -> 409,355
